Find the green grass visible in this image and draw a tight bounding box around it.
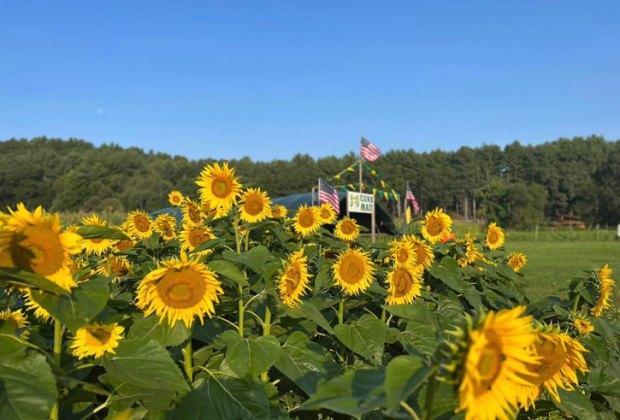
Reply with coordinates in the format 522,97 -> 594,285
506,241 -> 620,306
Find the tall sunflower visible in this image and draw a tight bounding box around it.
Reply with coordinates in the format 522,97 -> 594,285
404,236 -> 435,269
0,309 -> 30,337
421,208 -> 452,244
389,239 -> 417,267
385,264 -> 423,305
125,210 -> 153,240
135,256 -> 223,328
239,188 -> 272,223
507,253 -> 527,273
485,223 -> 505,250
196,162 -> 242,211
455,306 -> 539,420
168,190 -> 184,207
70,322 -> 124,359
81,214 -> 115,255
591,264 -> 614,317
181,199 -> 205,227
278,249 -> 311,307
155,213 -> 178,240
334,217 -> 360,242
318,203 -> 337,225
180,224 -> 216,257
271,205 -> 288,218
0,203 -> 82,291
293,205 -> 322,237
332,248 -> 375,295
96,255 -> 132,283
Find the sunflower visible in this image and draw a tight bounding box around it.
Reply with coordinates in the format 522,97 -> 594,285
507,253 -> 527,273
125,210 -> 153,240
80,214 -> 115,255
591,264 -> 614,317
318,203 -> 337,225
404,236 -> 435,269
271,205 -> 288,218
573,318 -> 594,335
334,217 -> 360,242
421,208 -> 452,244
385,265 -> 423,305
278,249 -> 311,307
23,289 -> 53,322
181,199 -> 205,227
293,205 -> 322,237
114,226 -> 135,252
332,248 -> 375,295
0,203 -> 82,291
485,223 -> 505,250
96,255 -> 132,283
0,309 -> 30,337
456,306 -> 539,420
70,322 -> 124,359
196,162 -> 242,211
155,213 -> 178,240
201,198 -> 227,219
389,239 -> 417,267
168,190 -> 184,207
180,224 -> 216,257
135,256 -> 223,328
239,188 -> 272,223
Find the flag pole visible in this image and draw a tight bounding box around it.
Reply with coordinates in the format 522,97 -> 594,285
358,138 -> 363,193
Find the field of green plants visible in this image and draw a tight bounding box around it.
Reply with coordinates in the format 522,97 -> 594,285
0,162 -> 618,420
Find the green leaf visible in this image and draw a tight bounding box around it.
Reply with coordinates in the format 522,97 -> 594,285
0,351 -> 58,420
383,303 -> 439,331
208,260 -> 248,287
274,331 -> 340,395
0,267 -> 69,295
168,375 -> 271,420
192,237 -> 226,254
31,277 -> 109,332
384,355 -> 432,410
222,246 -> 275,275
127,315 -> 190,347
555,388 -> 597,419
226,336 -> 282,379
302,368 -> 386,417
77,225 -> 130,240
334,314 -> 387,365
429,257 -> 467,293
284,300 -> 334,334
398,320 -> 438,359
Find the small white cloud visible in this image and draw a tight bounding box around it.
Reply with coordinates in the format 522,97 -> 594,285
97,108 -> 105,115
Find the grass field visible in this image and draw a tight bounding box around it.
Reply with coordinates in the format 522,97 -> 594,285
506,241 -> 620,307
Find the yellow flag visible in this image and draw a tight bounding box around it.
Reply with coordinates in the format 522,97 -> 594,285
406,206 -> 412,224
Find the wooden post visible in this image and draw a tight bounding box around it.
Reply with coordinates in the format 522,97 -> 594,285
371,197 -> 376,243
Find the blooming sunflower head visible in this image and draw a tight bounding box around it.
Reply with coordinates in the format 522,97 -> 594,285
196,162 -> 242,211
181,199 -> 205,227
135,256 -> 223,328
70,322 -> 124,359
421,208 -> 452,244
96,255 -> 132,283
389,239 -> 417,267
293,205 -> 322,237
334,217 -> 360,242
485,223 -> 505,250
271,205 -> 288,219
0,309 -> 30,337
155,213 -> 178,241
125,210 -> 153,240
239,188 -> 272,223
332,248 -> 375,296
278,249 -> 311,307
591,264 -> 614,317
180,224 -> 216,257
80,214 -> 115,256
573,318 -> 594,335
0,203 -> 82,291
403,235 -> 435,269
385,264 -> 424,305
318,203 -> 337,225
168,190 -> 184,207
507,253 -> 527,273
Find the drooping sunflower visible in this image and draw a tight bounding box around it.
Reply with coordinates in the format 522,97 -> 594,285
70,322 -> 124,359
591,264 -> 614,317
0,309 -> 30,337
125,210 -> 153,240
456,306 -> 539,420
385,264 -> 424,305
332,248 -> 375,295
181,199 -> 205,227
180,224 -> 216,257
421,208 -> 452,244
485,223 -> 505,250
168,190 -> 184,207
155,213 -> 178,240
573,318 -> 594,335
80,214 -> 115,255
507,253 -> 527,273
96,255 -> 132,283
135,255 -> 224,328
239,188 -> 272,223
334,217 -> 360,242
278,249 -> 311,307
389,239 -> 417,267
23,289 -> 53,322
271,205 -> 288,218
404,236 -> 435,269
196,162 -> 242,211
293,205 -> 322,237
318,203 -> 337,225
0,203 -> 82,291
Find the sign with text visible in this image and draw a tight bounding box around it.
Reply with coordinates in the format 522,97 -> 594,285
347,191 -> 374,214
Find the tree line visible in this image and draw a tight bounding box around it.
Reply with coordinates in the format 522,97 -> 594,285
1,135 -> 619,228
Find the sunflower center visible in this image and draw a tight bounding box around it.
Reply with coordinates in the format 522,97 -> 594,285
532,338 -> 566,384
156,269 -> 206,309
341,221 -> 355,235
340,256 -> 364,284
244,196 -> 264,216
415,246 -> 427,265
162,223 -> 173,237
188,206 -> 202,223
110,258 -> 129,275
488,231 -> 498,244
299,211 -> 315,228
85,327 -> 112,346
212,178 -> 231,198
427,218 -> 443,236
397,248 -> 409,264
116,240 -> 134,251
284,264 -> 301,292
172,195 -> 181,203
189,229 -> 208,247
12,226 -> 65,276
133,215 -> 151,232
476,340 -> 503,388
392,268 -> 413,297
320,208 -> 331,219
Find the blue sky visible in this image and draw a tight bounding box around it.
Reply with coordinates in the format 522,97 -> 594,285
1,1 -> 619,161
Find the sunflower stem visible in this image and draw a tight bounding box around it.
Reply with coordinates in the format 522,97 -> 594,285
400,401 -> 420,420
238,286 -> 245,337
260,306 -> 272,382
50,318 -> 63,420
183,338 -> 193,384
422,372 -> 438,420
572,294 -> 580,313
338,297 -> 345,325
381,307 -> 386,322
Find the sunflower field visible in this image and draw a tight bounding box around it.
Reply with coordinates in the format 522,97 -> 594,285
0,162 -> 618,420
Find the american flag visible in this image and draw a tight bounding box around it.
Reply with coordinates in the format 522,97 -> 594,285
318,179 -> 340,214
360,138 -> 382,162
406,182 -> 420,215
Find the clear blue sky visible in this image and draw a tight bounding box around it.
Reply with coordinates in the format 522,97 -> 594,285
1,1 -> 619,161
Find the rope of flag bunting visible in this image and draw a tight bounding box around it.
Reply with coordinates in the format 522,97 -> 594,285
330,162 -> 400,201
